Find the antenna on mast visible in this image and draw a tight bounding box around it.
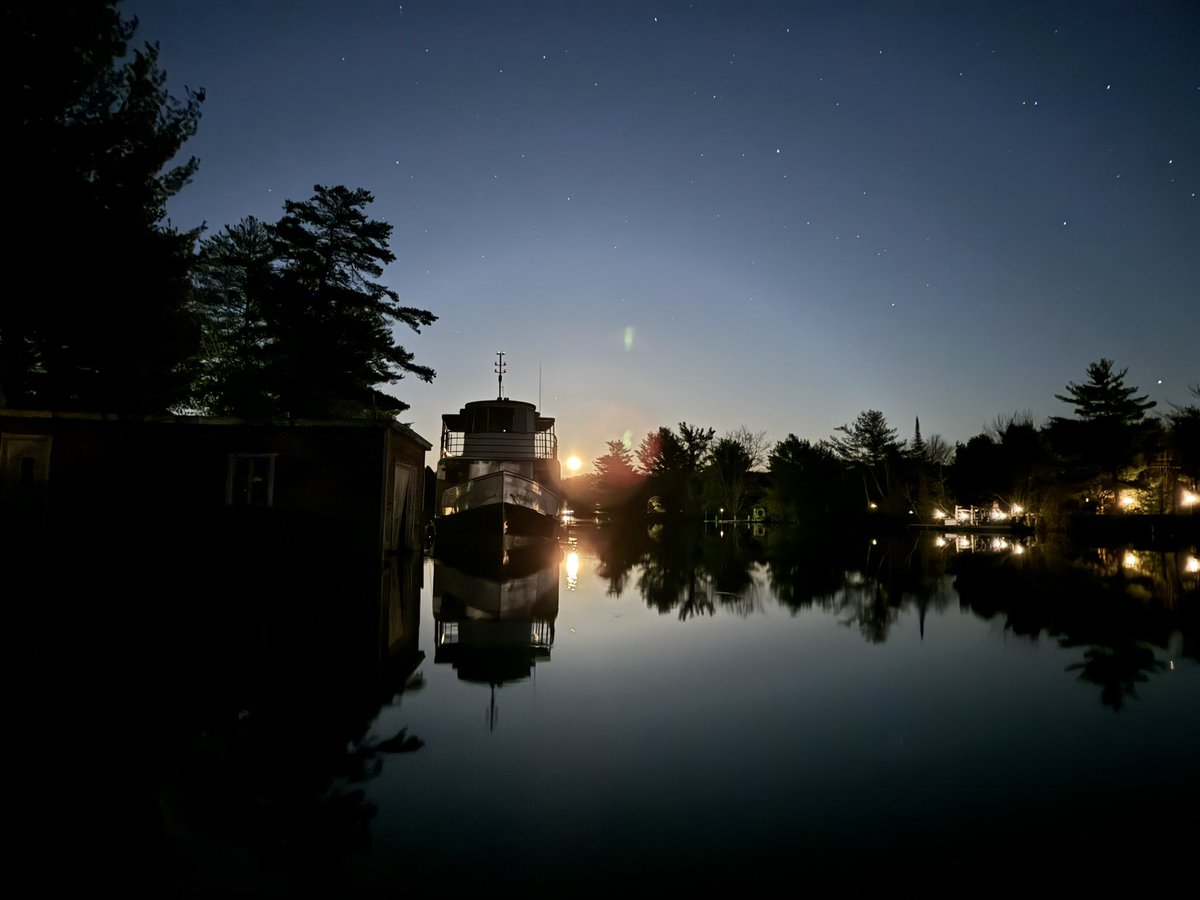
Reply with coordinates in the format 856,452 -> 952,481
538,361 -> 542,411
494,350 -> 507,400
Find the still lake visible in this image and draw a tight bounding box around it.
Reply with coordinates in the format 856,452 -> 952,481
17,522 -> 1198,895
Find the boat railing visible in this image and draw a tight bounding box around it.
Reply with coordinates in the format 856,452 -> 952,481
534,431 -> 557,460
441,428 -> 557,460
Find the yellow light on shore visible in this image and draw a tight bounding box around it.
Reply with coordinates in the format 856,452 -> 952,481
566,455 -> 581,472
1182,490 -> 1199,508
1184,555 -> 1199,574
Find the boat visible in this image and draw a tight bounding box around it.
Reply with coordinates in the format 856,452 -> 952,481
431,353 -> 564,552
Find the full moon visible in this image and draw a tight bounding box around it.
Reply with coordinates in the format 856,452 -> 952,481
566,455 -> 582,472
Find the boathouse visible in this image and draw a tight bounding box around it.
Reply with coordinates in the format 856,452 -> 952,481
0,410 -> 431,557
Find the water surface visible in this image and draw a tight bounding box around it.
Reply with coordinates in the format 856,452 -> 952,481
18,524 -> 1196,895
348,526 -> 1199,894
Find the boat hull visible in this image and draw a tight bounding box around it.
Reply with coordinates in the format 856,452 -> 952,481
433,469 -> 561,555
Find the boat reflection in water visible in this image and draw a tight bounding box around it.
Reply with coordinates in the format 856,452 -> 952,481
432,542 -> 562,728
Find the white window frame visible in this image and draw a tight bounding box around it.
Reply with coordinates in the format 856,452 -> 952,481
225,453 -> 277,507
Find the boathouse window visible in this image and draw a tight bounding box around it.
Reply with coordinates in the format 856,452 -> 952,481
1,434 -> 52,486
226,453 -> 276,507
0,433 -> 52,523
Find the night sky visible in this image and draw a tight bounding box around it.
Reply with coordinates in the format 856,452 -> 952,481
135,0 -> 1199,470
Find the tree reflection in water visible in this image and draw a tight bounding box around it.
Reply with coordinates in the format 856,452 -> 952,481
951,537 -> 1195,711
11,544 -> 426,895
1065,643 -> 1168,710
157,553 -> 427,894
580,519 -> 1198,710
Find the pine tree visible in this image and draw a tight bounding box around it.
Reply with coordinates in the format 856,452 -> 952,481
190,217 -> 278,416
829,410 -> 905,509
595,439 -> 638,484
1049,358 -> 1161,507
909,416 -> 927,460
829,410 -> 903,467
594,439 -> 641,510
1053,358 -> 1156,425
265,185 -> 436,418
1,1 -> 204,411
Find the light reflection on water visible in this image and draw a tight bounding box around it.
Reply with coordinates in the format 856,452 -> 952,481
350,526 -> 1200,892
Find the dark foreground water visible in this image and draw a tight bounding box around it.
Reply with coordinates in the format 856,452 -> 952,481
11,522 -> 1200,896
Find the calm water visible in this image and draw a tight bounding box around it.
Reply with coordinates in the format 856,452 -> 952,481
358,525 -> 1200,895
15,524 -> 1199,895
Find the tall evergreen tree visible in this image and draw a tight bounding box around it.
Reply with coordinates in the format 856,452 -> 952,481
1048,358 -> 1160,510
908,417 -> 926,460
829,410 -> 903,468
190,217 -> 277,416
1052,358 -> 1156,424
1,0 -> 204,411
829,410 -> 905,509
592,439 -> 642,514
265,185 -> 436,418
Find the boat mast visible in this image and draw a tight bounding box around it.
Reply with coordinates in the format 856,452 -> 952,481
494,350 -> 507,400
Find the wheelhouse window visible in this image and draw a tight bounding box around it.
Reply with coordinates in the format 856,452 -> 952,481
226,453 -> 276,507
472,407 -> 516,433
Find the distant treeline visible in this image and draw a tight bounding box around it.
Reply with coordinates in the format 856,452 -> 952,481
570,360 -> 1200,529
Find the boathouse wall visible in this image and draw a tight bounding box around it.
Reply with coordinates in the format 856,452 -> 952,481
0,410 -> 431,557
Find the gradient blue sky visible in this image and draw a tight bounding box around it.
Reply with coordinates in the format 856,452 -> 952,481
135,0 -> 1198,470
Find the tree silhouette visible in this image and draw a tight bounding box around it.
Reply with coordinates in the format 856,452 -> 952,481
830,410 -> 903,467
1053,358 -> 1156,424
636,426 -> 690,513
593,439 -> 641,511
768,434 -> 855,523
704,428 -> 767,517
636,427 -> 687,477
1048,359 -> 1159,510
190,217 -> 278,416
1167,384 -> 1200,485
1,0 -> 204,412
265,185 -> 435,418
829,410 -> 905,509
678,422 -> 716,471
